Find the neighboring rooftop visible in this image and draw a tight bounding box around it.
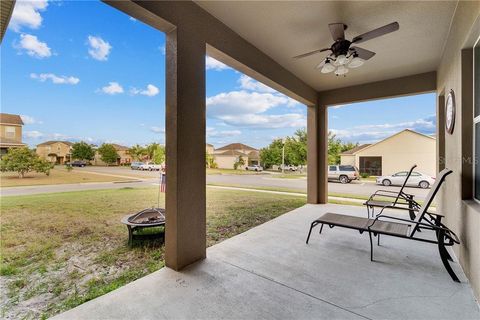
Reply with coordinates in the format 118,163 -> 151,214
216,143 -> 258,152
215,150 -> 248,157
0,113 -> 24,126
111,143 -> 129,151
340,144 -> 371,155
37,141 -> 73,147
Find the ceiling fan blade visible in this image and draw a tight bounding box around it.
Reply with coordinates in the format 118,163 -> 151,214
293,48 -> 330,59
328,23 -> 346,41
350,46 -> 376,60
352,22 -> 399,44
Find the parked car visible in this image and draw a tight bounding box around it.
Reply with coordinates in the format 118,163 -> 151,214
245,164 -> 263,172
328,165 -> 359,184
70,160 -> 87,167
376,171 -> 434,189
278,164 -> 298,171
131,162 -> 144,170
139,163 -> 162,171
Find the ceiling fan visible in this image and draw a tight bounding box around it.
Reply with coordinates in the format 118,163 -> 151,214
293,22 -> 399,76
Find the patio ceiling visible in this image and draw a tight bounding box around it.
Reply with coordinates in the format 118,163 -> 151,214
196,1 -> 457,91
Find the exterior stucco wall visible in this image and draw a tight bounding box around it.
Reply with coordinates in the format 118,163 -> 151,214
340,154 -> 355,166
0,123 -> 22,143
214,155 -> 247,170
436,1 -> 480,300
354,131 -> 436,176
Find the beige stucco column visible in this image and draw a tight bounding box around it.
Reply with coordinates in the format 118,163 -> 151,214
165,27 -> 206,270
307,104 -> 328,204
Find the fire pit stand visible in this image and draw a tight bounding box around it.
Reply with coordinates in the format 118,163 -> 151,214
121,208 -> 165,245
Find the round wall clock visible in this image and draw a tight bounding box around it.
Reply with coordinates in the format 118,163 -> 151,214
445,90 -> 456,134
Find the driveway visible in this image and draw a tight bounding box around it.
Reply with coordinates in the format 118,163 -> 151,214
1,166 -> 429,200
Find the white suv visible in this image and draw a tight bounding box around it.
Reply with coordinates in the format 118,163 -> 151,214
328,165 -> 359,184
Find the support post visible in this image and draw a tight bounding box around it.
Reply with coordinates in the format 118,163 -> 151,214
165,27 -> 206,270
307,104 -> 328,204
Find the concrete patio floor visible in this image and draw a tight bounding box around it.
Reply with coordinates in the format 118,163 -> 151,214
54,204 -> 479,319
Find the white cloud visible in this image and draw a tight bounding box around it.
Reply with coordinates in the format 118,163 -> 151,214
99,82 -> 123,95
206,127 -> 242,138
206,56 -> 230,71
331,104 -> 351,109
207,90 -> 289,117
238,75 -> 275,93
30,73 -> 79,85
207,90 -> 305,129
330,115 -> 436,143
20,114 -> 43,124
218,113 -> 306,129
150,126 -> 165,133
15,34 -> 51,58
159,45 -> 165,55
131,84 -> 159,97
9,0 -> 48,32
23,130 -> 44,139
129,17 -> 137,22
87,35 -> 111,61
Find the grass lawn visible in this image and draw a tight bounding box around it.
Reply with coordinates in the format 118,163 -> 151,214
0,187 -> 306,319
0,168 -> 135,187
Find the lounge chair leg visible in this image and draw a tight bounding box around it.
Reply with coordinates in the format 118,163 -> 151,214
377,234 -> 380,246
438,230 -> 460,282
306,221 -> 318,244
368,230 -> 374,261
319,224 -> 324,234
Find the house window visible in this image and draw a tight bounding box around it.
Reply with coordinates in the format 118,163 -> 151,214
5,126 -> 15,138
474,37 -> 480,201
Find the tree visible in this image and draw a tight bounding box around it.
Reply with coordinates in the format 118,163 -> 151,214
128,144 -> 146,161
145,143 -> 160,161
206,152 -> 217,168
260,139 -> 283,169
152,145 -> 166,164
284,128 -> 307,166
34,158 -> 54,176
234,156 -> 245,170
328,131 -> 358,164
97,144 -> 119,166
71,141 -> 95,161
0,147 -> 50,178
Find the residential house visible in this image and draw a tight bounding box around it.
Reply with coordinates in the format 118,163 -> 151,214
0,113 -> 26,155
340,129 -> 436,176
206,143 -> 214,155
36,141 -> 73,164
213,143 -> 260,169
93,144 -> 132,166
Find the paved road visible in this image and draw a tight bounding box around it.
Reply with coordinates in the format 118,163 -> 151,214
1,166 -> 429,199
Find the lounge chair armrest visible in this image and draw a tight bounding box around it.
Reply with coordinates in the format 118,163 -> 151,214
370,215 -> 460,244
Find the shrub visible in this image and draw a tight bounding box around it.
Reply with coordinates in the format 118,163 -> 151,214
360,173 -> 370,179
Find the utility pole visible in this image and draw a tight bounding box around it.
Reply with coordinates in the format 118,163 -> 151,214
282,138 -> 285,174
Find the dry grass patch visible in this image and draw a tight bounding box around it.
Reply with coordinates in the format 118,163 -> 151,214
0,187 -> 305,319
0,168 -> 135,187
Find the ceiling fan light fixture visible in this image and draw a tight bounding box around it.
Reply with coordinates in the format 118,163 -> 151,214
320,60 -> 336,73
336,54 -> 347,65
335,65 -> 349,76
348,55 -> 365,68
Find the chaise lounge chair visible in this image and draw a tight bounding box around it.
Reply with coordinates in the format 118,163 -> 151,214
306,168 -> 461,282
364,164 -> 420,219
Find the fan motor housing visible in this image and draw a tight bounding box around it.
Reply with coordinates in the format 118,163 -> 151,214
331,39 -> 351,57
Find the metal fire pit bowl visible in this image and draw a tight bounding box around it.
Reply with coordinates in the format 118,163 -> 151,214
121,208 -> 165,245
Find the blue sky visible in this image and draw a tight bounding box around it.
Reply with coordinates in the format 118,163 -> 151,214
1,0 -> 435,149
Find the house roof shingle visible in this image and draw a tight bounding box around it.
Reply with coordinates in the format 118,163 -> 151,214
215,150 -> 248,157
0,113 -> 24,125
215,143 -> 257,152
110,143 -> 129,151
340,144 -> 371,155
37,141 -> 74,147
